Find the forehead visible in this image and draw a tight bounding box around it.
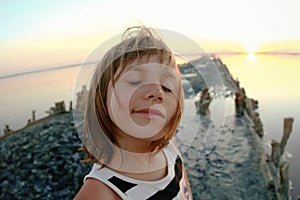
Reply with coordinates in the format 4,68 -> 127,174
122,54 -> 178,74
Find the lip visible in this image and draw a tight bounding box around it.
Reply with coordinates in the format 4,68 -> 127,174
133,108 -> 165,118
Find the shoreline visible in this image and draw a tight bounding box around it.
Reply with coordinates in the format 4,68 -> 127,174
0,111 -> 70,140
0,101 -> 72,140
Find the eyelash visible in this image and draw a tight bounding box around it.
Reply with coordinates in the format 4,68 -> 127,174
161,85 -> 172,93
128,81 -> 142,85
128,81 -> 172,93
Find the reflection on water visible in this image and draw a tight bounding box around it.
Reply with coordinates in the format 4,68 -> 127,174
221,54 -> 300,199
0,66 -> 80,132
221,54 -> 300,99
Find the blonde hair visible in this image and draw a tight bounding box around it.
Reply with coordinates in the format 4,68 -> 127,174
82,26 -> 184,164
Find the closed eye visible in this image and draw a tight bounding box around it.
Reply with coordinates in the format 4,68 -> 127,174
161,85 -> 172,93
127,81 -> 142,85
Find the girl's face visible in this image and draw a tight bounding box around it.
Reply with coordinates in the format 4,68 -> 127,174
106,55 -> 181,140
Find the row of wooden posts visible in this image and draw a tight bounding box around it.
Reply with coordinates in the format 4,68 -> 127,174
195,82 -> 294,198
2,101 -> 72,137
2,85 -> 89,136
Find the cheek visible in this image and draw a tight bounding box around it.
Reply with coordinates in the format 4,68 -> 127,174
115,85 -> 136,109
168,103 -> 178,121
107,85 -> 136,121
165,95 -> 179,116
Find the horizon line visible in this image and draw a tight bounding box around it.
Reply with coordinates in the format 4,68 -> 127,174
0,61 -> 98,80
1,51 -> 300,80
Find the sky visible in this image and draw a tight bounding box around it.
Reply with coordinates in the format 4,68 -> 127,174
1,0 -> 300,76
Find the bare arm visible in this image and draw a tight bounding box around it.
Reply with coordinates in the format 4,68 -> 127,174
74,178 -> 122,200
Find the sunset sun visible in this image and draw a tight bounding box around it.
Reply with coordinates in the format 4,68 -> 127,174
245,46 -> 258,60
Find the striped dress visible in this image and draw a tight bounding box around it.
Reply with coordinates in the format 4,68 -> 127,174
84,141 -> 191,200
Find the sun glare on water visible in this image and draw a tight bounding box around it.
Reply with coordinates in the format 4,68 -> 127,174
245,46 -> 258,60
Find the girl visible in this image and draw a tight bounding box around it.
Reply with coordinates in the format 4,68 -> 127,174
74,26 -> 192,200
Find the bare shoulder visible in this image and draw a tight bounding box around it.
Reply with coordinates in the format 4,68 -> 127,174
74,178 -> 122,200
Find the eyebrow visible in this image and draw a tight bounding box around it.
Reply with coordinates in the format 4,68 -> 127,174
125,65 -> 144,72
125,63 -> 178,80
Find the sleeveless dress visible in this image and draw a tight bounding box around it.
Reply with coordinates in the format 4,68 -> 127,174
84,141 -> 191,200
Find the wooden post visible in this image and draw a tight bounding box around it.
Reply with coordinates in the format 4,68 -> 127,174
271,139 -> 280,167
4,124 -> 12,135
197,88 -> 211,115
280,118 -> 294,156
279,162 -> 290,196
69,101 -> 73,112
32,110 -> 36,122
234,92 -> 246,116
76,85 -> 88,111
61,101 -> 66,112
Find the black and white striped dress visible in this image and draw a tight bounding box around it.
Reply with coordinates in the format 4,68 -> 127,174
84,141 -> 191,200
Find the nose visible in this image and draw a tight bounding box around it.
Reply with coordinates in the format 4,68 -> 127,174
144,84 -> 164,102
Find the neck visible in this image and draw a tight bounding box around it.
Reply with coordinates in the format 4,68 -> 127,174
105,134 -> 165,174
117,132 -> 155,153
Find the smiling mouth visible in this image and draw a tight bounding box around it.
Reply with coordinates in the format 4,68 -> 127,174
133,108 -> 165,118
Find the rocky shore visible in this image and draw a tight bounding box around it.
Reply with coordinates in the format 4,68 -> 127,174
0,112 -> 92,199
